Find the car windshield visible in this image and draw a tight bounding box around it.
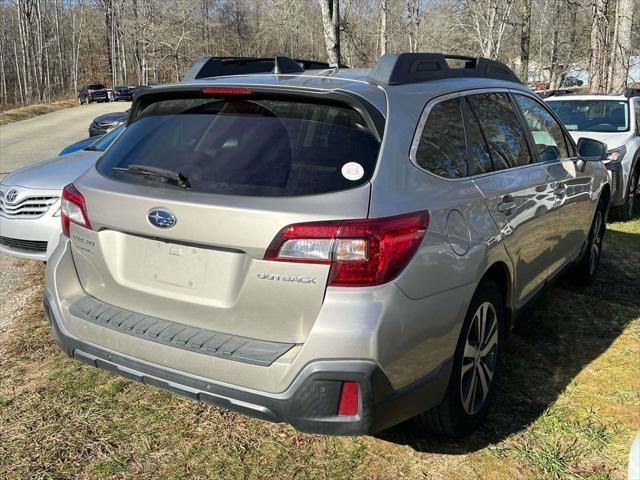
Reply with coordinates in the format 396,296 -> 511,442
87,125 -> 125,151
547,100 -> 629,132
89,84 -> 106,90
97,97 -> 380,197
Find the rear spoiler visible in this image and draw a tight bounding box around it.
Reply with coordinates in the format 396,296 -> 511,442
129,84 -> 385,142
182,56 -> 337,81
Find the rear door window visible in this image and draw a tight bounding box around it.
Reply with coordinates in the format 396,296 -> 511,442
466,93 -> 532,171
514,94 -> 570,161
414,97 -> 467,178
98,97 -> 380,197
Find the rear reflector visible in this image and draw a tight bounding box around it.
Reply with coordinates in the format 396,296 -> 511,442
337,381 -> 360,416
61,183 -> 91,237
201,87 -> 253,96
264,211 -> 429,287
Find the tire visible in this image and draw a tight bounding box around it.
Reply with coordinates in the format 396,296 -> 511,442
415,279 -> 505,437
572,197 -> 606,285
612,166 -> 638,221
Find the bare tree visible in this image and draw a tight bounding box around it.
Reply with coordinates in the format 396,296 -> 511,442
379,0 -> 388,56
607,0 -> 634,92
1,0 -> 639,109
463,0 -> 516,60
589,0 -> 610,92
407,0 -> 420,52
320,0 -> 340,65
519,0 -> 532,82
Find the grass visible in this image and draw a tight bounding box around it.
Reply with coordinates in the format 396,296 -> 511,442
1,219 -> 638,479
0,99 -> 77,126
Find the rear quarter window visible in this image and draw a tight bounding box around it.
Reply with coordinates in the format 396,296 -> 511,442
414,97 -> 467,178
97,97 -> 380,197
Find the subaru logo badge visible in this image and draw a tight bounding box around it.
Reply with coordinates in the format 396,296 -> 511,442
147,209 -> 177,229
6,189 -> 18,203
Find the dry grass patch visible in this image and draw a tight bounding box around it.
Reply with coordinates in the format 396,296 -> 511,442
0,99 -> 77,126
0,220 -> 638,479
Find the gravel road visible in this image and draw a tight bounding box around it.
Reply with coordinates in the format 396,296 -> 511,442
0,101 -> 130,174
0,102 -> 129,343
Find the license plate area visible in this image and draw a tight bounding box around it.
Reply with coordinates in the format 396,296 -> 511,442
145,241 -> 207,289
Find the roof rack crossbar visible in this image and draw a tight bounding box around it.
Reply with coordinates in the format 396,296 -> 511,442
368,53 -> 521,86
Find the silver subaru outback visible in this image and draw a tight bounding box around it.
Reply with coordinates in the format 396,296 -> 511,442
44,53 -> 611,437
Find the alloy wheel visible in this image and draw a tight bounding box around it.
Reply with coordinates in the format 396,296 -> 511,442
460,301 -> 499,415
590,209 -> 604,276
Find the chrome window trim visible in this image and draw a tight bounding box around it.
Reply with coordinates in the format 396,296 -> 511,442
409,92 -> 467,183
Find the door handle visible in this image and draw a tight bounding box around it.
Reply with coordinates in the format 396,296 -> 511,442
497,196 -> 516,213
554,184 -> 566,197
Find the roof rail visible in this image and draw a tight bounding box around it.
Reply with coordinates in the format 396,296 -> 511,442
368,53 -> 521,86
624,87 -> 640,98
182,56 -> 332,81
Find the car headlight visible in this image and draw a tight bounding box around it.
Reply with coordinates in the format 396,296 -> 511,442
606,145 -> 626,163
106,121 -> 124,132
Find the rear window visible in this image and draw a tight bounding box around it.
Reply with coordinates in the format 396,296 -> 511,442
97,97 -> 380,197
547,100 -> 629,132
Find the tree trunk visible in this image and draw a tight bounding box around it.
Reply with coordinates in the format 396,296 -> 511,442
407,0 -> 420,53
379,0 -> 388,56
589,0 -> 609,93
319,0 -> 340,65
608,0 -> 633,92
519,0 -> 531,83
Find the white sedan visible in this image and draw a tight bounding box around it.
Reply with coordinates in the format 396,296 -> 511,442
0,126 -> 124,261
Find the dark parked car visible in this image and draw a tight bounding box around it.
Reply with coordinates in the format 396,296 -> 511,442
113,86 -> 134,101
89,110 -> 129,136
78,84 -> 110,104
561,76 -> 584,87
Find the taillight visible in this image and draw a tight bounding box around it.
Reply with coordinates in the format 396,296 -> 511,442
264,211 -> 429,287
201,87 -> 253,95
61,184 -> 91,237
337,381 -> 360,416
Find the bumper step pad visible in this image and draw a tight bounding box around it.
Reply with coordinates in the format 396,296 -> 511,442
69,296 -> 295,366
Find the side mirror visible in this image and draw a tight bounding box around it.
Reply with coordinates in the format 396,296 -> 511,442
577,137 -> 607,161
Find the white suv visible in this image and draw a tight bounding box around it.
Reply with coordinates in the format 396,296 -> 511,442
546,90 -> 640,220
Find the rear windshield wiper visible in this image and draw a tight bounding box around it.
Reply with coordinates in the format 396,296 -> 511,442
112,164 -> 191,189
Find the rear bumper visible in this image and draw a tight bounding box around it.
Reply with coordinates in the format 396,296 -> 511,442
43,289 -> 452,435
88,93 -> 109,102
